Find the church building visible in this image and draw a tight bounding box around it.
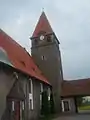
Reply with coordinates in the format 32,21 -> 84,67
0,11 -> 90,120
0,28 -> 50,120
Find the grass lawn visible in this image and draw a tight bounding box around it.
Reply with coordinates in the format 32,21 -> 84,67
78,105 -> 90,110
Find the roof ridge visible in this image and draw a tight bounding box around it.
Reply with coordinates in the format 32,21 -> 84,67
0,29 -> 29,54
32,11 -> 53,38
0,29 -> 50,85
64,78 -> 90,82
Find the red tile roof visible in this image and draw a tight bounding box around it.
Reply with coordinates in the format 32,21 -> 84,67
32,12 -> 53,38
0,29 -> 50,85
61,78 -> 90,97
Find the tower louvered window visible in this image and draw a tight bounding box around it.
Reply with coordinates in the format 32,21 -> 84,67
47,35 -> 52,42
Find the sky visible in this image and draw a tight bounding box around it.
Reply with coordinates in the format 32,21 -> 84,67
0,0 -> 90,80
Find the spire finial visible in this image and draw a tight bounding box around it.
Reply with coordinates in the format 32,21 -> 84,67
42,7 -> 44,12
32,9 -> 53,38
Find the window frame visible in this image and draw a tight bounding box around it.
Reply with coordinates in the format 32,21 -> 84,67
40,83 -> 43,109
41,55 -> 47,60
28,78 -> 33,110
12,101 -> 15,111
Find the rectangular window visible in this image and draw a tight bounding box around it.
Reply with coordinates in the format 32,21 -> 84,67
40,94 -> 42,110
41,55 -> 47,60
12,101 -> 15,111
40,83 -> 43,109
29,94 -> 33,110
40,83 -> 43,93
48,87 -> 51,101
22,101 -> 25,110
29,80 -> 31,93
63,101 -> 70,111
29,99 -> 32,109
47,35 -> 52,42
29,79 -> 33,110
20,101 -> 25,120
62,100 -> 70,112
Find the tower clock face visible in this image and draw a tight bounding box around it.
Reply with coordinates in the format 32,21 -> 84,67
40,35 -> 45,40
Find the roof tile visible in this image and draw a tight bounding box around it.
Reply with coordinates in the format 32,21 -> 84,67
0,29 -> 50,85
61,78 -> 90,97
32,12 -> 53,38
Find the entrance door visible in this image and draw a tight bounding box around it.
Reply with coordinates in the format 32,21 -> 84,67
7,99 -> 24,120
6,99 -> 21,120
63,101 -> 70,112
15,101 -> 20,120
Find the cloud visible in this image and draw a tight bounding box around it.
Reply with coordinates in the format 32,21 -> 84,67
0,0 -> 90,80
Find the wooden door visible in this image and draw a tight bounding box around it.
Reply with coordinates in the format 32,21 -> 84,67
15,101 -> 20,120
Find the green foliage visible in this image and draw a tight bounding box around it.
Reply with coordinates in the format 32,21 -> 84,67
78,105 -> 90,110
41,91 -> 49,116
41,90 -> 55,117
76,97 -> 84,106
50,92 -> 55,114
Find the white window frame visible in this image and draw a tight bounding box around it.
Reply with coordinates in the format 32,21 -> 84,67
22,101 -> 25,110
29,79 -> 33,110
12,101 -> 15,111
48,87 -> 51,101
61,99 -> 71,112
40,83 -> 43,109
40,83 -> 43,93
41,55 -> 47,60
20,101 -> 25,120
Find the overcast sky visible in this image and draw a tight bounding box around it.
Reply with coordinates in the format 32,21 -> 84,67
0,0 -> 90,80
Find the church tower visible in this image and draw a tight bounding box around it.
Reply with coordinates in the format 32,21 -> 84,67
30,12 -> 63,112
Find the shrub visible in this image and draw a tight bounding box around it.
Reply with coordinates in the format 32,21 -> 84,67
41,91 -> 49,116
50,92 -> 55,114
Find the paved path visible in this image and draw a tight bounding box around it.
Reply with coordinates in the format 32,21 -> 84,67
53,114 -> 90,120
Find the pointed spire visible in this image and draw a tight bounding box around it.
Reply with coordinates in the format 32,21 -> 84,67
32,12 -> 53,38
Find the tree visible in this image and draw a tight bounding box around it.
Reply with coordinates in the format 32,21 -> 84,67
76,97 -> 83,106
50,92 -> 55,114
41,91 -> 49,116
